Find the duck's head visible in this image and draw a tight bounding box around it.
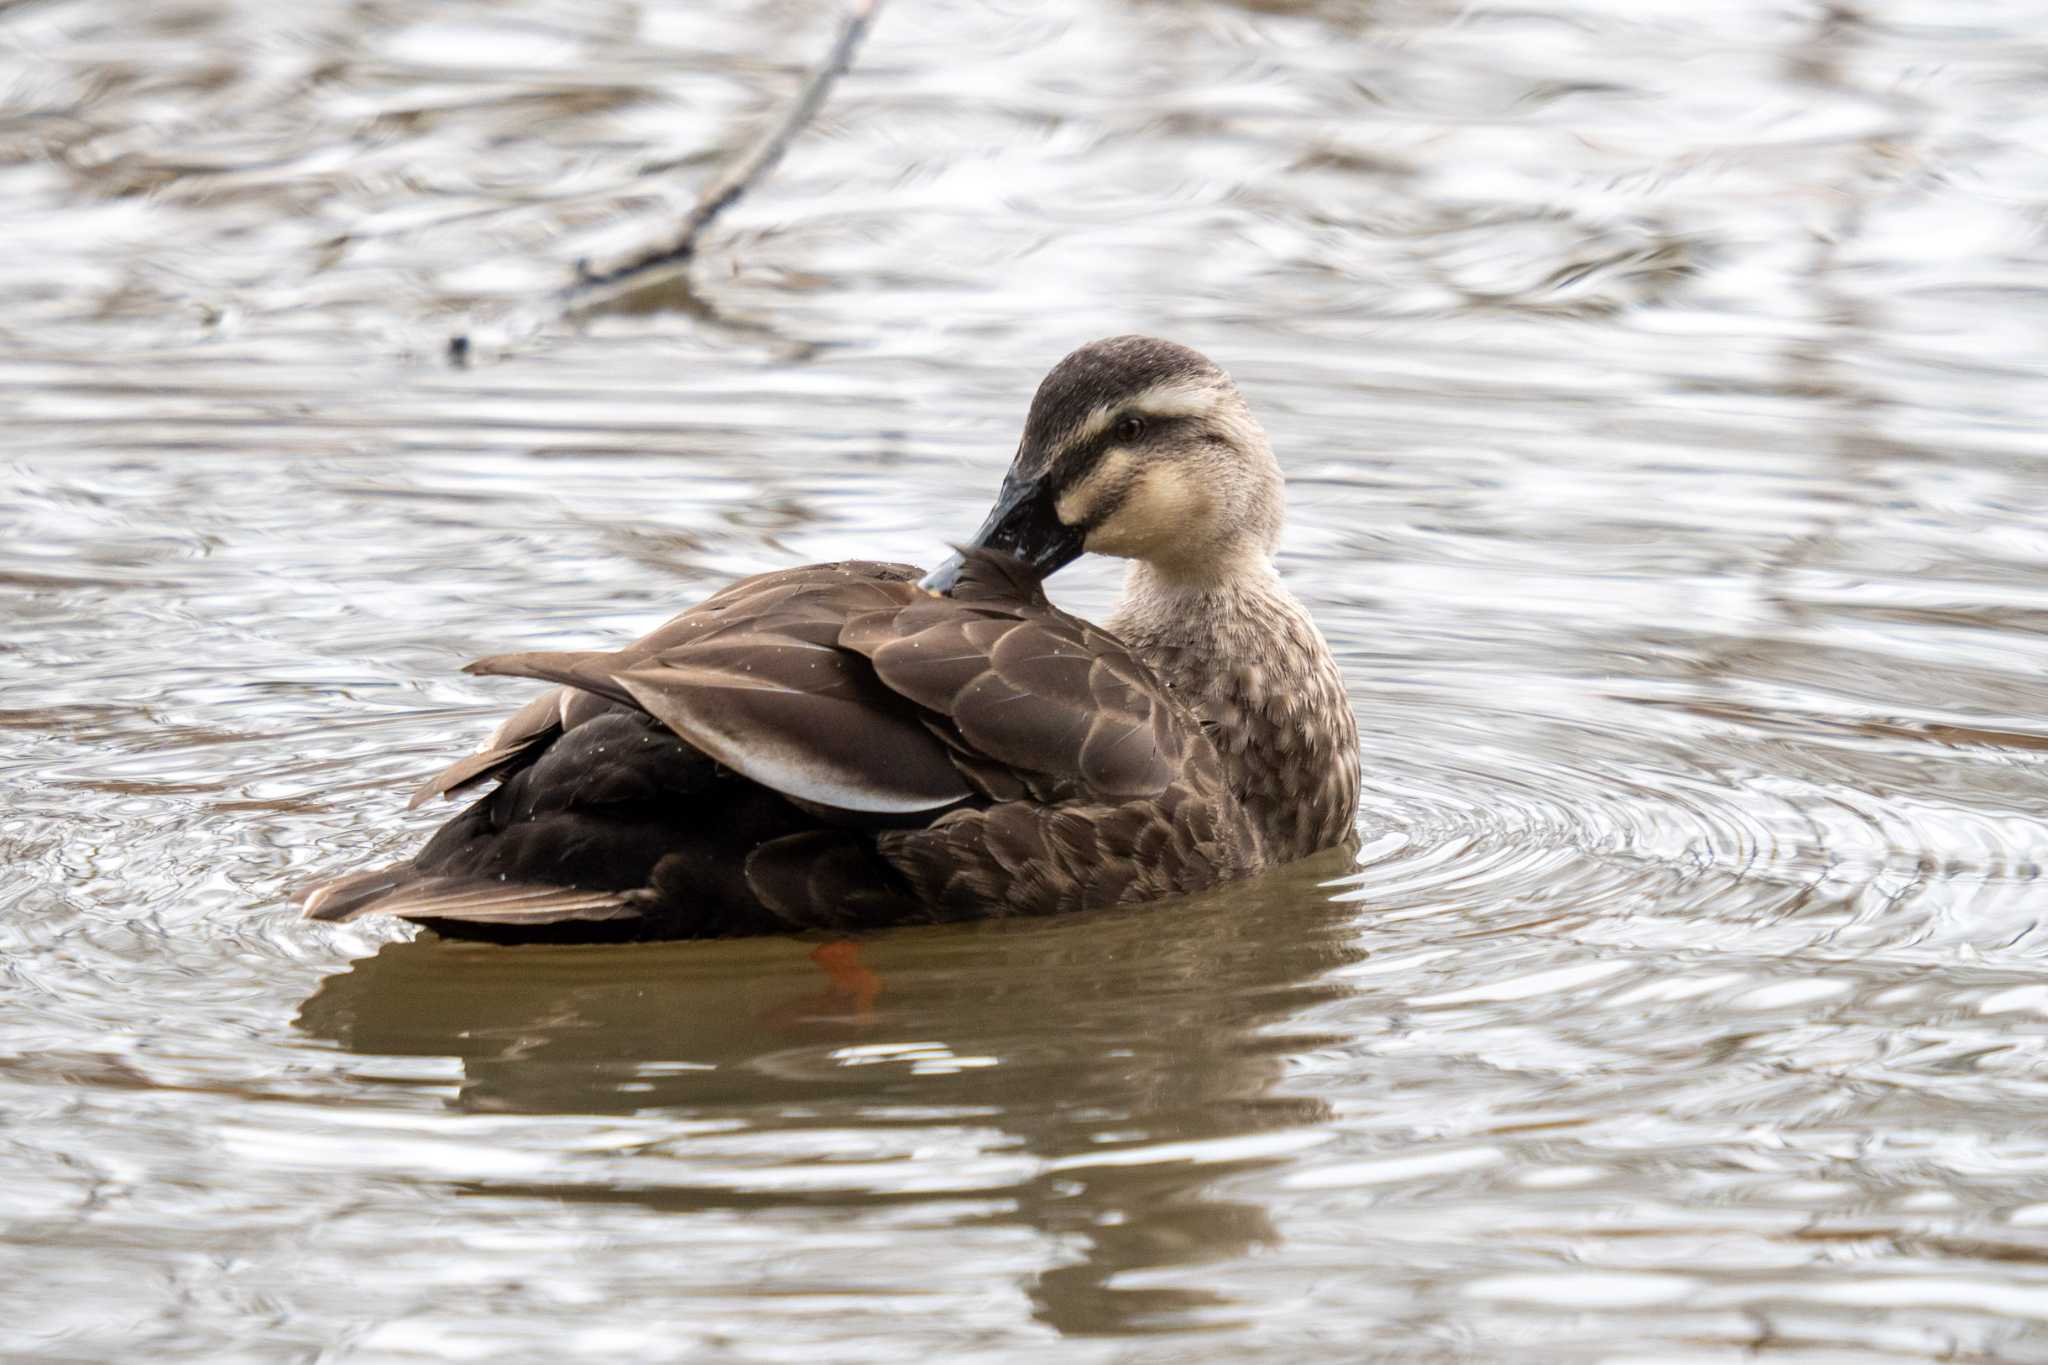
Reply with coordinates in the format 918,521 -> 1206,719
922,336 -> 1283,595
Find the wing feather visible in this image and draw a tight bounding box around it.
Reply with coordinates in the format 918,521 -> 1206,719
407,553 -> 1186,846
849,554 -> 1184,802
615,657 -> 970,813
428,562 -> 969,816
300,870 -> 636,925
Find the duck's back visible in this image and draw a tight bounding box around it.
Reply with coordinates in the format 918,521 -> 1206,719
300,555 -> 1255,940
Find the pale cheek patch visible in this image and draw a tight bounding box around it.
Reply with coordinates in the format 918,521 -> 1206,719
1084,464 -> 1212,561
1056,447 -> 1136,528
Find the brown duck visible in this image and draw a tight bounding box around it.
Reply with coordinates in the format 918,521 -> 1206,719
299,336 -> 1361,941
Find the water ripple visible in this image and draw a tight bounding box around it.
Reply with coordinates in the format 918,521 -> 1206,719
4,0 -> 2048,1359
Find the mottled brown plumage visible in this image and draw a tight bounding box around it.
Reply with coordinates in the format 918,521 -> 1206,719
297,337 -> 1360,940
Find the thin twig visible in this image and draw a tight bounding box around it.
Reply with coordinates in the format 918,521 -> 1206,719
449,0 -> 882,363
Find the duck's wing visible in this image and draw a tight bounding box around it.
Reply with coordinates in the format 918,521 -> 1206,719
459,561 -> 975,815
849,551 -> 1244,920
310,562 -> 946,935
405,561 -> 947,811
445,551 -> 1190,818
839,549 -> 1187,802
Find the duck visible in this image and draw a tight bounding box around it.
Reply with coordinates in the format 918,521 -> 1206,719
298,336 -> 1361,941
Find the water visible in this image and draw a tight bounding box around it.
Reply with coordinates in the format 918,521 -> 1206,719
6,0 -> 2048,1358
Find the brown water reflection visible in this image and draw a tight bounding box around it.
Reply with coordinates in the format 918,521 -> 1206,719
6,0 -> 2048,1359
297,854 -> 1360,1337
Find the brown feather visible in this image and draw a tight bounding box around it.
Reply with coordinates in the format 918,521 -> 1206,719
408,688 -> 568,808
742,830 -> 920,930
303,871 -> 635,925
463,650 -> 640,709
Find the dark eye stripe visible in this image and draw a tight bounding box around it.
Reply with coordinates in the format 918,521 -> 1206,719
1049,411 -> 1184,492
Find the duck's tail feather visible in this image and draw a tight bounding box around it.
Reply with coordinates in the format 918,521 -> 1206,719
296,866 -> 639,926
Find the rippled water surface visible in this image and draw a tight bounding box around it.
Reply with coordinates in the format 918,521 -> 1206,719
7,0 -> 2048,1359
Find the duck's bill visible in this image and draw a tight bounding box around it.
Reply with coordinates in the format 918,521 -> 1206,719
919,473 -> 1084,595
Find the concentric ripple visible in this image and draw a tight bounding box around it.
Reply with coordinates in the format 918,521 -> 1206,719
6,0 -> 2048,1360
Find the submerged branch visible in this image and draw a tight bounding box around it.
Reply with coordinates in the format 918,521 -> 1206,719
449,0 -> 883,363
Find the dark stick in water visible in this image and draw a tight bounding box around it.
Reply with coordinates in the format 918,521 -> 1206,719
448,0 -> 883,365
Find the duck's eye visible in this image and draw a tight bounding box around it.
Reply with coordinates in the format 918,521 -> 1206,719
1115,415 -> 1147,443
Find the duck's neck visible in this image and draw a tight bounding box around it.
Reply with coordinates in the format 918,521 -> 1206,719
1109,557 -> 1361,863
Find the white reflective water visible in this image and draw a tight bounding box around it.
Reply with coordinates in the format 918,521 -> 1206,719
5,0 -> 2048,1359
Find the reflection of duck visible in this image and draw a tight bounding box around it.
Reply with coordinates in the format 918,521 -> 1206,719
299,337 -> 1360,940
294,849 -> 1363,1335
